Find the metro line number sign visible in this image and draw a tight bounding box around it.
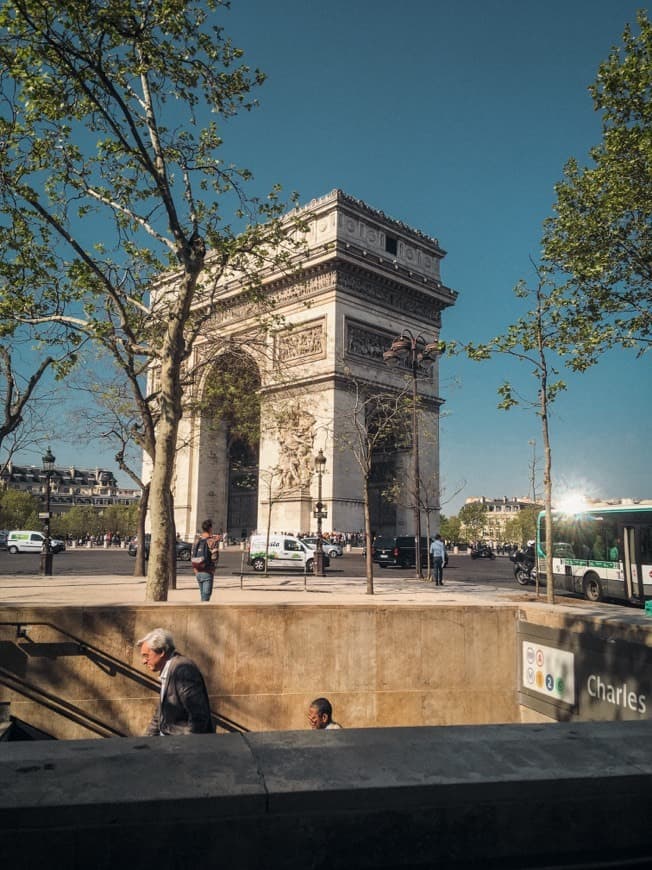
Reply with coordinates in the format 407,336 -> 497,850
517,622 -> 651,722
522,641 -> 575,706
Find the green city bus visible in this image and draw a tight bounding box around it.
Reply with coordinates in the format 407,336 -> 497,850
536,503 -> 652,605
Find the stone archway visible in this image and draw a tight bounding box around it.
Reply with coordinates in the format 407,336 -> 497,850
192,350 -> 261,540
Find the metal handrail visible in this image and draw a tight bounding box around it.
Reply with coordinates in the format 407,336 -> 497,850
0,620 -> 248,734
0,620 -> 160,691
0,666 -> 125,738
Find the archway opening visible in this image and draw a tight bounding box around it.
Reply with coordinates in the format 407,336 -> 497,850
201,352 -> 261,540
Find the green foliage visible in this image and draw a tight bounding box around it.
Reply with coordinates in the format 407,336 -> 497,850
0,0 -> 305,598
0,488 -> 40,529
542,10 -> 652,366
458,502 -> 487,541
51,503 -> 138,538
503,506 -> 539,545
200,351 -> 261,450
439,514 -> 461,542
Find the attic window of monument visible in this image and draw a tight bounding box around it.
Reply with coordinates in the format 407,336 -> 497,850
385,236 -> 398,256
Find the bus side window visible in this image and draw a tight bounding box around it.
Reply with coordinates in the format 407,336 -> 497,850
639,527 -> 652,564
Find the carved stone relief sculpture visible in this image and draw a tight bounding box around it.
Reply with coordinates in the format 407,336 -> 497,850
276,321 -> 325,365
276,405 -> 316,490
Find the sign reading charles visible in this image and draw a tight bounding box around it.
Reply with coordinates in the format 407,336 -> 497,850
518,623 -> 651,722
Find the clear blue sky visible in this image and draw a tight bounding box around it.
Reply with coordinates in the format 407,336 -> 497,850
26,0 -> 652,515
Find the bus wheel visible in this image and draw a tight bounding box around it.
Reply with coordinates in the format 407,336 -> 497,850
583,574 -> 603,603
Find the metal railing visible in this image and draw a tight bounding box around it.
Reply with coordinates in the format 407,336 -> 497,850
0,621 -> 247,737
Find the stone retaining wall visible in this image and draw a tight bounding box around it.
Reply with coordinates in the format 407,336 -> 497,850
0,603 -> 519,738
2,722 -> 651,869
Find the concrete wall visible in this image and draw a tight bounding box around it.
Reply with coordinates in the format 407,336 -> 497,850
0,604 -> 519,739
2,722 -> 651,869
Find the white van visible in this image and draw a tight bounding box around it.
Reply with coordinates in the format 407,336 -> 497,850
248,534 -> 329,573
7,530 -> 65,554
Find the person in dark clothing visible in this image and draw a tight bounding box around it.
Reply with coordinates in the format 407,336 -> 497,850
138,627 -> 213,736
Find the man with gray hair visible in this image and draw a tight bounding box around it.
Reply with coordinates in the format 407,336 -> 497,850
137,627 -> 213,736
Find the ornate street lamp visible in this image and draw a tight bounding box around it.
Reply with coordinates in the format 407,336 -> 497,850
313,449 -> 327,577
40,446 -> 56,576
383,331 -> 438,579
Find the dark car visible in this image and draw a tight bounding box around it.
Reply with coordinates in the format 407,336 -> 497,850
0,530 -> 8,550
372,536 -> 430,569
128,534 -> 192,561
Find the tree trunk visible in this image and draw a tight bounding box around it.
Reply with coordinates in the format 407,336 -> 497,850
538,308 -> 555,605
363,476 -> 374,595
133,482 -> 150,577
167,487 -> 177,591
146,355 -> 182,601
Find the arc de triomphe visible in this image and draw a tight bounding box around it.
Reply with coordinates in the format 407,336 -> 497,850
169,190 -> 457,540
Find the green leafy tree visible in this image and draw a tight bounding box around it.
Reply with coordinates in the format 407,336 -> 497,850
0,488 -> 39,529
503,506 -> 540,546
457,501 -> 488,544
454,268 -> 567,603
543,10 -> 652,366
52,505 -> 103,540
439,514 -> 461,543
0,0 -> 302,600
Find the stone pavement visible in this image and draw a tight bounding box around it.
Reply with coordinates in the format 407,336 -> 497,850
0,566 -> 559,609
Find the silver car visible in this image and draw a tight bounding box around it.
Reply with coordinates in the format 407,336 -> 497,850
301,537 -> 343,558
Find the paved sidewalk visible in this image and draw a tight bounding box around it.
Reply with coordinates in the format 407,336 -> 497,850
0,569 -> 543,608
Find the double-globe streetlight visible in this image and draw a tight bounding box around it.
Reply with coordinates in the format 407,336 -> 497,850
40,446 -> 56,576
313,449 -> 327,576
383,331 -> 438,579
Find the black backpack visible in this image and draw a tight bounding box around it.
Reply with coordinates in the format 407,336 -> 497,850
191,538 -> 209,571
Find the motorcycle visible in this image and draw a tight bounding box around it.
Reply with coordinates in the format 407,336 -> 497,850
470,545 -> 496,560
510,549 -> 537,586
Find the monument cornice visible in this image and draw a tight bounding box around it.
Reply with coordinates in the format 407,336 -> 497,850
260,371 -> 445,411
205,259 -> 453,330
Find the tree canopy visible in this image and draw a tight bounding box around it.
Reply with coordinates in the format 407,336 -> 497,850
542,10 -> 652,368
0,0 -> 301,599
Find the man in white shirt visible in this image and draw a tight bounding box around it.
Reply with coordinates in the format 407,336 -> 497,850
429,534 -> 447,586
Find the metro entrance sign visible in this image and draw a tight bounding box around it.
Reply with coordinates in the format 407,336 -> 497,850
517,622 -> 651,722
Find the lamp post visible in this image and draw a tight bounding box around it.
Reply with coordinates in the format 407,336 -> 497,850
40,446 -> 55,576
313,449 -> 327,576
383,331 -> 438,579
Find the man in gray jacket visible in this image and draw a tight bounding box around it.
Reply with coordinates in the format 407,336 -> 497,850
138,627 -> 213,736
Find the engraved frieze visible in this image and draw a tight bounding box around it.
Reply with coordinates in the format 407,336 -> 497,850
275,321 -> 325,365
346,323 -> 394,363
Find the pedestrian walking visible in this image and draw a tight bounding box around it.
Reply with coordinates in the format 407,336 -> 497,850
429,534 -> 447,586
191,519 -> 220,602
137,627 -> 213,736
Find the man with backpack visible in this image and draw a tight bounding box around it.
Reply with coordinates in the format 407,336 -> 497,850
191,519 -> 220,602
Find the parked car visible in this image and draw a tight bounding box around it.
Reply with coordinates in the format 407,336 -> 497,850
0,530 -> 8,550
6,530 -> 66,554
372,536 -> 430,569
128,534 -> 192,561
301,536 -> 343,558
248,534 -> 330,572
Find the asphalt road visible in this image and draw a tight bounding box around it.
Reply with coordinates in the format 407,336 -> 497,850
0,546 -> 520,590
